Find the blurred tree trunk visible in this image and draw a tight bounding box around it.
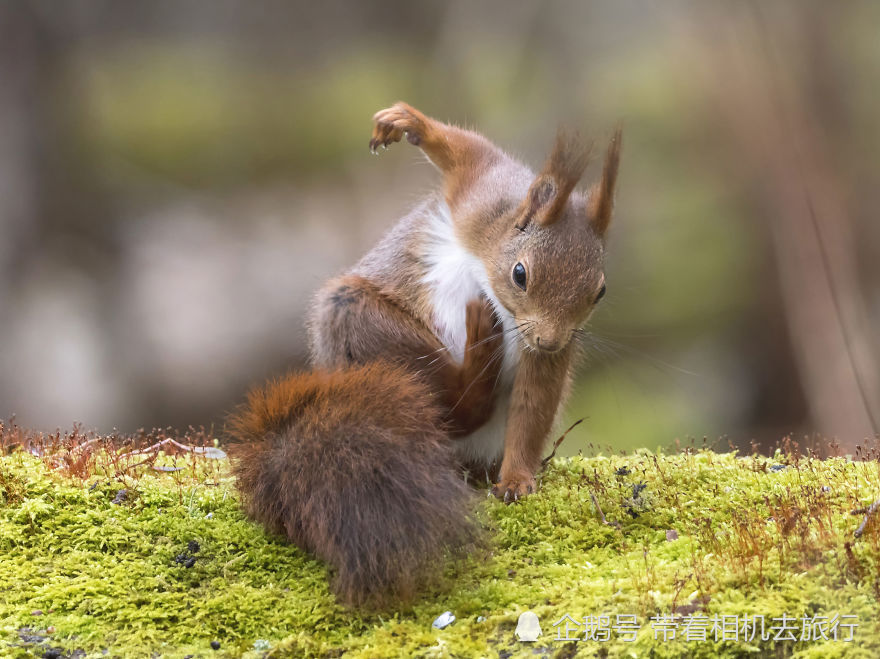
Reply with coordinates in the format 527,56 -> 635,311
0,3 -> 122,423
0,3 -> 43,292
694,3 -> 879,451
0,3 -> 51,408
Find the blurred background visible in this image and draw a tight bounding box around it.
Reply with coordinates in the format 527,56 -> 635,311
1,1 -> 878,454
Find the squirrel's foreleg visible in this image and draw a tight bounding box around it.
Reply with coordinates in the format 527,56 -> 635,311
492,346 -> 572,503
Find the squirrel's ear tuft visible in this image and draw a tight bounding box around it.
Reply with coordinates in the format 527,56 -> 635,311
588,127 -> 622,238
515,129 -> 591,230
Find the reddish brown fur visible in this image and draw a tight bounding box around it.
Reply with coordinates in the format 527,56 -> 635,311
310,274 -> 503,436
233,103 -> 622,606
588,127 -> 623,237
492,345 -> 575,499
228,362 -> 479,607
369,106 -> 621,500
370,102 -> 503,210
447,297 -> 505,436
516,130 -> 592,230
372,109 -> 621,501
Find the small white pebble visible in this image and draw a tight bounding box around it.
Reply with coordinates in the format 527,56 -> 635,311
432,611 -> 455,629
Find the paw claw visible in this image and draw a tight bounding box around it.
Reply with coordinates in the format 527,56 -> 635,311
369,102 -> 423,153
492,475 -> 537,504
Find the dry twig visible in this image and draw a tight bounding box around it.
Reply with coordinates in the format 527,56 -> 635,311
854,499 -> 880,538
540,418 -> 585,470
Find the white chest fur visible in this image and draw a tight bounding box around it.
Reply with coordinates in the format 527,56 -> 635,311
420,202 -> 520,467
420,204 -> 484,363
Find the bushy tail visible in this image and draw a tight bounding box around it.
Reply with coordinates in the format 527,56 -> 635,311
227,361 -> 478,607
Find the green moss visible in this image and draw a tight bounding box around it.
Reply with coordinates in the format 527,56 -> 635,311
2,447 -> 879,658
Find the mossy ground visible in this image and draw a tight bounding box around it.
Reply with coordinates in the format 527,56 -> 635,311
1,428 -> 879,658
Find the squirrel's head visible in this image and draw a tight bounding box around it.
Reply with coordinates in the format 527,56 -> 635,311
486,129 -> 621,353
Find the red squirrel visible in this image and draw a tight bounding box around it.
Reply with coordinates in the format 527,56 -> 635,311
230,102 -> 621,606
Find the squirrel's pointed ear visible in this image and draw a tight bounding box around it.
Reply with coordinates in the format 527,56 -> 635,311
515,130 -> 590,230
588,127 -> 622,238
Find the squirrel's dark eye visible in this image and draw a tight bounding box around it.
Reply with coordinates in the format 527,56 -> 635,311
595,283 -> 606,302
512,263 -> 527,291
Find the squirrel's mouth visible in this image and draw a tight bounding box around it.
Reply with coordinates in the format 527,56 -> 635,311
531,336 -> 566,353
535,344 -> 564,354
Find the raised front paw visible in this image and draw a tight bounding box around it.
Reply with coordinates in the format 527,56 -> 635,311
491,473 -> 537,504
369,102 -> 426,152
